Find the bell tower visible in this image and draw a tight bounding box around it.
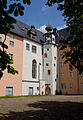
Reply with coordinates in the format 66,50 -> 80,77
44,24 -> 56,44
43,24 -> 59,95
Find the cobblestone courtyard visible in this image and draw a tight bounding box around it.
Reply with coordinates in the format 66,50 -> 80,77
0,95 -> 83,120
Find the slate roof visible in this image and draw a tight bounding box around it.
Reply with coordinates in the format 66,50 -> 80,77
11,20 -> 45,43
11,19 -> 68,45
56,28 -> 69,45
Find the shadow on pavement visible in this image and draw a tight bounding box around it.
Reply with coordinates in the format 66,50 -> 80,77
0,101 -> 83,120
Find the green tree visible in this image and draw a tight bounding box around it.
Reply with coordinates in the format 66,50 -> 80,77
46,0 -> 83,74
0,0 -> 31,78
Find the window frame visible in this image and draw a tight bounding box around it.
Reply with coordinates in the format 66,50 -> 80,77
70,72 -> 74,78
5,87 -> 13,96
46,63 -> 49,66
26,43 -> 30,51
32,45 -> 37,53
60,73 -> 64,78
9,53 -> 13,60
44,53 -> 47,58
60,62 -> 64,68
48,70 -> 51,75
0,37 -> 2,42
32,59 -> 37,79
9,40 -> 14,46
70,83 -> 73,90
10,34 -> 14,39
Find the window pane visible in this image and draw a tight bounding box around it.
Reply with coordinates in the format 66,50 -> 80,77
26,43 -> 30,50
80,83 -> 83,89
9,54 -> 13,60
0,37 -> 2,42
60,73 -> 64,78
70,72 -> 74,78
10,34 -> 14,39
32,45 -> 37,53
61,83 -> 66,90
60,52 -> 64,57
46,63 -> 49,66
60,62 -> 64,68
29,87 -> 33,95
44,53 -> 47,58
9,41 -> 14,46
5,87 -> 13,96
32,60 -> 37,78
47,48 -> 49,51
70,83 -> 73,90
48,70 -> 51,75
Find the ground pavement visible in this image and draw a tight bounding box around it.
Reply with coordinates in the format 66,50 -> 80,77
0,95 -> 83,120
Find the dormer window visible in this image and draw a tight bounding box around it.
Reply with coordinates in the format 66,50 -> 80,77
29,25 -> 37,40
52,38 -> 55,41
10,34 -> 14,39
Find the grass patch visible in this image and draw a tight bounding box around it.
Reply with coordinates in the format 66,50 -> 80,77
0,95 -> 54,99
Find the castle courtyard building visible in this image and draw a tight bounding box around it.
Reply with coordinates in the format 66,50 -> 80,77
0,20 -> 83,96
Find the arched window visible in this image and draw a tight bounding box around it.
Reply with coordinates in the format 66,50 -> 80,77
32,59 -> 37,78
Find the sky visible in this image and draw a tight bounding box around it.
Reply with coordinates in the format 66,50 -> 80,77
11,0 -> 66,33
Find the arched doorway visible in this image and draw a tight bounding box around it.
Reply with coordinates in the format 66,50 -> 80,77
45,86 -> 51,95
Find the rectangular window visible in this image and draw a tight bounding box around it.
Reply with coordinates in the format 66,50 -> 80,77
47,48 -> 49,51
32,45 -> 37,53
9,41 -> 14,46
0,37 -> 2,42
48,70 -> 51,75
54,56 -> 56,60
60,73 -> 64,78
9,54 -> 13,60
60,62 -> 64,68
54,64 -> 55,67
46,63 -> 49,66
70,72 -> 74,78
80,72 -> 83,77
80,83 -> 83,89
60,52 -> 64,57
70,83 -> 73,90
5,87 -> 13,96
26,43 -> 30,50
10,34 -> 14,39
37,87 -> 39,90
29,87 -> 33,95
61,83 -> 66,90
44,53 -> 47,58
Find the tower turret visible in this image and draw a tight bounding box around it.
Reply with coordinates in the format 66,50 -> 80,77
44,24 -> 56,44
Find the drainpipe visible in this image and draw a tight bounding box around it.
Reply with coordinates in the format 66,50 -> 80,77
77,71 -> 79,94
39,63 -> 41,95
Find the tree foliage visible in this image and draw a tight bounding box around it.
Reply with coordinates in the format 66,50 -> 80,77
46,0 -> 83,74
0,0 -> 31,78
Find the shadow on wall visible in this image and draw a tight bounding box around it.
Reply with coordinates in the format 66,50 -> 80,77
0,101 -> 83,120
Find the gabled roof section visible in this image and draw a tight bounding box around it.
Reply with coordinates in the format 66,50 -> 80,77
11,20 -> 45,43
56,28 -> 69,45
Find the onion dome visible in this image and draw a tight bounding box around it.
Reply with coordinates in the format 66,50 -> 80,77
45,24 -> 53,32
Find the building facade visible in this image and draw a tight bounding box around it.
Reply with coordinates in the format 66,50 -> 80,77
0,33 -> 23,96
58,47 -> 83,94
0,20 -> 83,96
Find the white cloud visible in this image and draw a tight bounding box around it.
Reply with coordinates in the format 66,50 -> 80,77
57,24 -> 67,30
41,5 -> 49,12
37,25 -> 47,33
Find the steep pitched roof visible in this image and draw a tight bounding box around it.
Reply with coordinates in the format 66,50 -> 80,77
10,19 -> 68,45
11,20 -> 45,43
56,28 -> 69,44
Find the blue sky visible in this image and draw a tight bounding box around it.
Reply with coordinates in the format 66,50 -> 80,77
12,0 -> 66,33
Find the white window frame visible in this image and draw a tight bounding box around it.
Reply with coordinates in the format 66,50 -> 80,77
9,41 -> 14,46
